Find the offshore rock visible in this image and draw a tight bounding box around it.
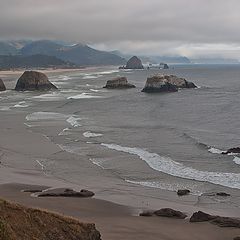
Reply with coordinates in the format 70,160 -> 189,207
103,77 -> 136,89
125,56 -> 144,69
15,71 -> 57,91
0,78 -> 6,91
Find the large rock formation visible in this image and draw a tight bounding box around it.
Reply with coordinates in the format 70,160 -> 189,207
141,75 -> 178,93
103,77 -> 136,89
15,71 -> 57,91
0,198 -> 101,240
125,56 -> 144,69
141,74 -> 196,93
0,78 -> 6,91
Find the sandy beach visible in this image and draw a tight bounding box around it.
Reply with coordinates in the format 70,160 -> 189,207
0,68 -> 240,239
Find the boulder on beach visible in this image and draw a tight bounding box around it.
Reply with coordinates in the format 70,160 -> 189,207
103,77 -> 136,89
190,211 -> 216,222
0,78 -> 6,91
15,71 -> 57,91
177,189 -> 190,196
125,56 -> 144,69
37,188 -> 94,198
141,74 -> 196,93
154,208 -> 187,219
222,147 -> 240,155
141,75 -> 178,93
190,211 -> 240,228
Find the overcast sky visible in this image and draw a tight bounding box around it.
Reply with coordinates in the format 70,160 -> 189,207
1,0 -> 240,58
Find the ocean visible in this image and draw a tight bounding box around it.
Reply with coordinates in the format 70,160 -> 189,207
1,64 -> 240,208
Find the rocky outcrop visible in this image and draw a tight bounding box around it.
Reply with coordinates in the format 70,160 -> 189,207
15,71 -> 57,91
37,188 -> 94,198
233,237 -> 240,240
0,78 -> 6,91
190,211 -> 216,222
216,192 -> 231,197
222,147 -> 240,155
154,208 -> 187,219
141,75 -> 178,93
190,211 -> 240,228
163,75 -> 196,88
125,56 -> 144,69
0,198 -> 101,240
140,208 -> 187,219
177,189 -> 190,196
160,63 -> 169,69
142,75 -> 196,93
103,77 -> 136,89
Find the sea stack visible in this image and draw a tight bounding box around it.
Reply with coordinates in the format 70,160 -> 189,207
141,75 -> 178,93
141,74 -> 196,93
0,78 -> 6,91
125,56 -> 144,69
15,71 -> 57,91
103,77 -> 136,89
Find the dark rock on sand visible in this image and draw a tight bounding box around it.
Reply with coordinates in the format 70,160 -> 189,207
222,147 -> 240,155
0,78 -> 6,91
125,56 -> 144,69
190,211 -> 217,222
216,192 -> 231,197
177,189 -> 190,196
139,210 -> 154,217
190,211 -> 240,228
233,237 -> 240,240
38,188 -> 94,198
154,208 -> 187,219
103,77 -> 136,89
141,75 -> 178,93
15,70 -> 57,91
211,217 -> 240,228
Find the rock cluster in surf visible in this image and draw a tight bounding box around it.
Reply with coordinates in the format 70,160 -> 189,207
15,70 -> 57,91
103,77 -> 136,89
141,75 -> 197,93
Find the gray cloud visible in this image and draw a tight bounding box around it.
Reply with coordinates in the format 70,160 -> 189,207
1,0 -> 240,58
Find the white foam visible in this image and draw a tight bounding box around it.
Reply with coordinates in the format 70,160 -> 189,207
101,143 -> 240,189
58,75 -> 72,81
32,92 -> 62,101
208,147 -> 223,154
13,101 -> 29,108
58,128 -> 71,136
67,93 -> 102,99
0,106 -> 11,111
26,112 -> 68,121
233,156 -> 240,165
82,75 -> 98,79
83,131 -> 103,138
66,116 -> 81,127
90,89 -> 102,92
98,70 -> 119,75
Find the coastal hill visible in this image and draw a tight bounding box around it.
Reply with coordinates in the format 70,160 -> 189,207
20,40 -> 126,66
0,40 -> 126,68
0,54 -> 74,70
0,198 -> 101,240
